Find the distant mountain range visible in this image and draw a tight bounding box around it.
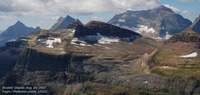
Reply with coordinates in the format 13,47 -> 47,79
50,15 -> 83,31
0,21 -> 40,47
108,5 -> 192,40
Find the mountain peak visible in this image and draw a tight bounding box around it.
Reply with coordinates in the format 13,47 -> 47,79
15,21 -> 25,26
108,5 -> 191,39
35,26 -> 41,30
0,21 -> 40,46
155,5 -> 174,13
58,17 -> 65,21
85,21 -> 106,26
65,15 -> 73,19
50,15 -> 83,30
159,5 -> 168,9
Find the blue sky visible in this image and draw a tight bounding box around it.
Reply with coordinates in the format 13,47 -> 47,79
0,0 -> 199,30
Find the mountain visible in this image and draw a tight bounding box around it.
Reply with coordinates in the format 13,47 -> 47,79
50,15 -> 83,30
0,21 -> 41,47
148,18 -> 200,94
190,14 -> 200,33
1,19 -> 200,94
108,5 -> 192,40
74,21 -> 141,43
167,14 -> 200,43
0,22 -> 169,94
168,29 -> 200,43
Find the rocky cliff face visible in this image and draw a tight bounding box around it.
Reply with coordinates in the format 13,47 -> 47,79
75,21 -> 140,38
0,29 -> 94,95
15,48 -> 71,71
0,39 -> 28,78
74,21 -> 141,43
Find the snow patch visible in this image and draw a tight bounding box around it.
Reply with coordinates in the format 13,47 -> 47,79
98,37 -> 120,44
79,43 -> 86,46
60,51 -> 66,54
68,29 -> 76,37
105,47 -> 111,49
20,38 -> 29,41
97,33 -> 120,44
70,33 -> 120,46
59,48 -> 66,54
180,52 -> 198,58
152,32 -> 172,41
95,44 -> 102,47
153,37 -> 163,41
118,19 -> 126,22
165,32 -> 172,40
8,39 -> 17,42
46,37 -> 61,48
162,66 -> 169,68
134,25 -> 155,34
71,38 -> 91,46
141,61 -> 145,66
122,14 -> 128,18
114,24 -> 156,34
69,29 -> 76,34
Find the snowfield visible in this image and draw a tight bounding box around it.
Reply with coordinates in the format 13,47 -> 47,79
46,37 -> 61,48
8,39 -> 17,42
134,25 -> 155,34
118,19 -> 126,22
165,32 -> 172,40
68,29 -> 76,37
70,33 -> 120,46
98,36 -> 120,44
180,52 -> 198,58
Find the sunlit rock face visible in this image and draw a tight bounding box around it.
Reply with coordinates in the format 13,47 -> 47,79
108,5 -> 192,40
